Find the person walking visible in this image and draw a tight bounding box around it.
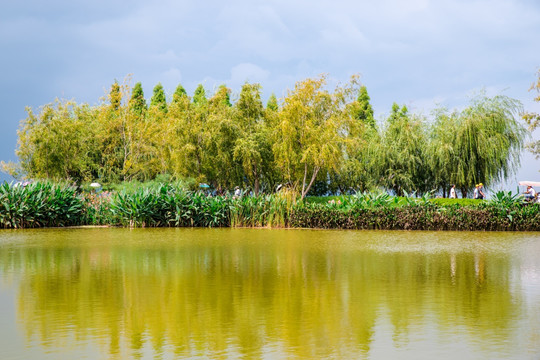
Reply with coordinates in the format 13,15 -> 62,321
473,184 -> 479,199
449,184 -> 457,199
477,183 -> 485,200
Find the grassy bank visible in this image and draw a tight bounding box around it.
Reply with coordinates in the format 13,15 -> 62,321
1,182 -> 539,231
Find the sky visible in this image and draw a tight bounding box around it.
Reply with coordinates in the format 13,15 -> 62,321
1,0 -> 539,189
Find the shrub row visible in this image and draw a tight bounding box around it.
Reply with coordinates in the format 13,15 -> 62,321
1,182 -> 539,231
289,203 -> 540,231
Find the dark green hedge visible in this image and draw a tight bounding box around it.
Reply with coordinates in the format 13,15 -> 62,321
289,203 -> 540,231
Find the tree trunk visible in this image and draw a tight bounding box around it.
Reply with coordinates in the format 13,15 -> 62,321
301,165 -> 320,200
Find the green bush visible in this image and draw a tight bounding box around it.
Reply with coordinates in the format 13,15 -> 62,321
0,181 -> 84,228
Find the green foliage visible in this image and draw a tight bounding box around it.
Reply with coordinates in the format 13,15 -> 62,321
274,75 -> 360,199
378,105 -> 429,196
15,100 -> 99,182
172,83 -> 188,103
193,84 -> 207,105
214,84 -> 232,107
129,82 -> 147,117
454,94 -> 524,192
0,181 -> 84,228
1,183 -> 539,230
488,190 -> 525,207
150,83 -> 167,113
266,93 -> 278,111
10,75 -> 527,199
109,81 -> 122,110
430,198 -> 481,207
351,85 -> 375,128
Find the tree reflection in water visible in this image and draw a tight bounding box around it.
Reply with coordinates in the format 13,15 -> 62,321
0,228 -> 537,359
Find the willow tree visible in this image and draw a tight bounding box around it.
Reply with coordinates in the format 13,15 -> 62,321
451,94 -> 525,196
274,75 -> 352,200
523,70 -> 540,159
426,108 -> 460,197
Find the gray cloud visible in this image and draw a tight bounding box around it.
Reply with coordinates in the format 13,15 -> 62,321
1,0 -> 539,182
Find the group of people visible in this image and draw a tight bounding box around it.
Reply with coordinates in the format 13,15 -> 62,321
473,183 -> 486,200
447,183 -> 538,202
447,183 -> 485,199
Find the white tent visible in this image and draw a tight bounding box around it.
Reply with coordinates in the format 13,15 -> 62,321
518,181 -> 540,187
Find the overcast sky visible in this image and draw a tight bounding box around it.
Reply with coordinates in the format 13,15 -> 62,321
1,0 -> 539,188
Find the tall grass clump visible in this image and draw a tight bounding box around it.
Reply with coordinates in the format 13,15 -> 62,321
0,181 -> 83,228
109,185 -> 233,227
230,194 -> 291,228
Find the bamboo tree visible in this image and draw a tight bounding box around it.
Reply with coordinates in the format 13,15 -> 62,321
204,85 -> 239,190
232,83 -> 270,195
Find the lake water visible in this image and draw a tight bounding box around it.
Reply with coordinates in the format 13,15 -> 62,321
0,228 -> 539,359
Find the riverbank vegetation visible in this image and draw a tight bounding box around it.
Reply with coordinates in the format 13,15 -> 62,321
1,74 -> 527,200
1,181 -> 538,230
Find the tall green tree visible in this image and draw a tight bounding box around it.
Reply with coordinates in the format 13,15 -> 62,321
193,84 -> 207,105
172,83 -> 188,103
233,83 -> 273,195
129,82 -> 147,118
351,85 -> 375,128
109,81 -> 121,111
266,93 -> 278,112
150,83 -> 167,114
215,84 -> 232,107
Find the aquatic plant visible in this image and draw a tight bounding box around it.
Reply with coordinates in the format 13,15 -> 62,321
0,181 -> 83,228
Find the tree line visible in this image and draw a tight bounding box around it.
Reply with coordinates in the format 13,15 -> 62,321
3,75 -> 526,199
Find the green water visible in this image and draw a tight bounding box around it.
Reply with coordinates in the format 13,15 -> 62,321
0,228 -> 539,359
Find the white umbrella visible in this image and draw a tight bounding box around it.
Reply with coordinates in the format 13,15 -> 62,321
90,182 -> 101,188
